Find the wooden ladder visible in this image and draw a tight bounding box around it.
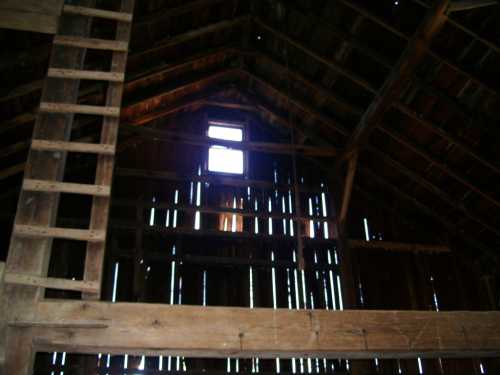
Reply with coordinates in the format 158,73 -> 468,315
4,0 -> 135,301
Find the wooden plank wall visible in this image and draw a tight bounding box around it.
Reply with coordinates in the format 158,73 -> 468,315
0,0 -> 64,34
0,261 -> 5,371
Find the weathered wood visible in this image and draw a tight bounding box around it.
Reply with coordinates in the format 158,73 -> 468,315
48,68 -> 125,82
348,239 -> 450,253
337,0 -> 500,99
254,19 -> 376,95
0,163 -> 25,181
63,4 -> 133,21
0,261 -> 4,366
342,0 -> 450,156
31,140 -> 116,155
0,0 -> 63,34
23,179 -> 110,197
448,0 -> 498,12
4,5 -> 96,373
112,198 -> 327,222
39,102 -> 121,117
15,301 -> 500,359
3,328 -> 34,374
83,0 -> 135,301
367,146 -> 500,237
14,225 -> 105,242
53,35 -> 128,51
376,126 -> 500,212
128,17 -> 248,67
121,125 -> 337,157
4,273 -> 100,294
339,151 -> 358,226
115,168 -> 324,193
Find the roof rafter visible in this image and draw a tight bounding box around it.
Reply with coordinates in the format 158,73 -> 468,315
341,0 -> 450,156
336,0 -> 500,99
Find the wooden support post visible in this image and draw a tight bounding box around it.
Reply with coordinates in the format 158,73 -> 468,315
133,194 -> 145,301
339,151 -> 358,227
0,261 -> 4,370
329,171 -> 368,375
291,130 -> 305,272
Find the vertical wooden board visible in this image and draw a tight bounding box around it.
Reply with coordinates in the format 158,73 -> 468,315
3,2 -> 96,374
83,0 -> 135,300
3,328 -> 34,375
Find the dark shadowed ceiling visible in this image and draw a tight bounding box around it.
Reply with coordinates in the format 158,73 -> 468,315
0,0 -> 499,258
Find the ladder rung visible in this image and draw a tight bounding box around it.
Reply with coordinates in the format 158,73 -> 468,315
39,102 -> 120,117
4,273 -> 100,294
23,179 -> 110,197
31,140 -> 116,155
48,68 -> 125,82
14,225 -> 106,242
63,4 -> 133,22
54,35 -> 128,52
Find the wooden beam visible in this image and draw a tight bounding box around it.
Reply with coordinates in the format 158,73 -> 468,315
342,0 -> 450,157
115,168 -> 324,193
367,146 -> 500,237
14,301 -> 500,358
339,151 -> 358,227
121,125 -> 337,157
0,0 -> 63,34
357,167 -> 496,256
128,16 -> 248,68
348,239 -> 450,253
376,126 -> 500,212
337,0 -> 500,99
3,273 -> 100,294
254,19 -> 377,95
448,0 -> 498,12
121,69 -> 240,123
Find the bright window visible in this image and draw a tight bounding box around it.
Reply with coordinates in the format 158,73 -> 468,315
207,123 -> 244,174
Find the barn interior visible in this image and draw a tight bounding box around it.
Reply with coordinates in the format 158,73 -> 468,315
0,0 -> 499,374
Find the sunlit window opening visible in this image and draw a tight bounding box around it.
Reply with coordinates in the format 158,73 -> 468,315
208,123 -> 244,174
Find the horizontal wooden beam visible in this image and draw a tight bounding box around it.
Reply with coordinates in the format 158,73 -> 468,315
115,167 -> 325,193
448,0 -> 498,12
4,274 -> 99,294
18,301 -> 500,358
0,0 -> 63,34
348,239 -> 450,253
121,125 -> 337,157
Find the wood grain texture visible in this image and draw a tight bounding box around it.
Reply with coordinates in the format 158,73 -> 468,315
63,5 -> 133,21
14,225 -> 105,242
48,68 -> 125,82
39,102 -> 120,117
53,36 -> 128,51
0,0 -> 63,33
23,179 -> 110,197
22,301 -> 500,359
4,274 -> 99,294
31,140 -> 116,155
